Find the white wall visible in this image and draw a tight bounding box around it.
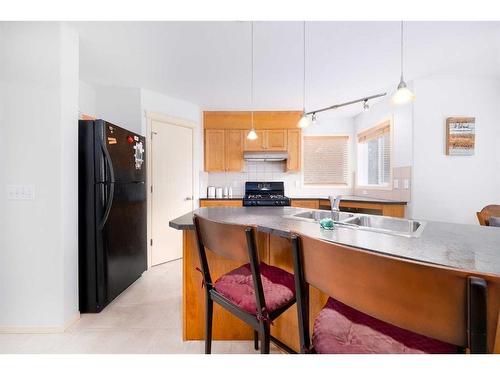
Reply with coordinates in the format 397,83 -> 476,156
78,80 -> 96,117
412,75 -> 500,224
95,86 -> 142,134
0,22 -> 79,330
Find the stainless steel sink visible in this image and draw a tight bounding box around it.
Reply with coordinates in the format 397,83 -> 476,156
284,210 -> 425,238
342,215 -> 426,237
286,210 -> 355,222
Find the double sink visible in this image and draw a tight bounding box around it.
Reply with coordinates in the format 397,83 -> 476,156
285,209 -> 425,238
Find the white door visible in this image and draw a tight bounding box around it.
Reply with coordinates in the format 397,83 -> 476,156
151,119 -> 193,265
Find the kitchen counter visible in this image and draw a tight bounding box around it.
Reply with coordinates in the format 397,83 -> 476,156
170,206 -> 500,351
170,206 -> 500,276
199,196 -> 244,200
289,195 -> 407,205
199,195 -> 407,204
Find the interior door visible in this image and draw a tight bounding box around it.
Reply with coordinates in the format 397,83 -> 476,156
151,120 -> 193,265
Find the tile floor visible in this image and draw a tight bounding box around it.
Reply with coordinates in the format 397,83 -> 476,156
0,260 -> 280,354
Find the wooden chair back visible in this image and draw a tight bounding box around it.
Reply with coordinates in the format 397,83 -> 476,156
193,214 -> 267,316
477,205 -> 500,226
194,215 -> 251,262
292,234 -> 500,353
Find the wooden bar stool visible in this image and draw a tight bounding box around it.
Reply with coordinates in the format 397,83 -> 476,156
477,205 -> 500,226
290,233 -> 500,354
193,214 -> 297,354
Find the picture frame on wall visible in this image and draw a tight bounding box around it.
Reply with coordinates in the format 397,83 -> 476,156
446,117 -> 475,156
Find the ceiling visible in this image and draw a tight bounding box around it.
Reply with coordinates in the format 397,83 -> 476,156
74,21 -> 500,118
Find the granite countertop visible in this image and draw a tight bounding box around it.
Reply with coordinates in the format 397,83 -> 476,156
200,195 -> 407,205
169,207 -> 500,276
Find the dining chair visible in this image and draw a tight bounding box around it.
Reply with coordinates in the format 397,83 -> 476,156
291,233 -> 500,354
193,214 -> 297,354
477,205 -> 500,226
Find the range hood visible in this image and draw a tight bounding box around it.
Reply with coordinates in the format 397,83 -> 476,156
243,151 -> 288,162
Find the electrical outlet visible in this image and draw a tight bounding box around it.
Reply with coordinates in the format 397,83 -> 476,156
403,179 -> 410,190
7,185 -> 35,200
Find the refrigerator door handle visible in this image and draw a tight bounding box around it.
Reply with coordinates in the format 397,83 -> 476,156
98,141 -> 115,230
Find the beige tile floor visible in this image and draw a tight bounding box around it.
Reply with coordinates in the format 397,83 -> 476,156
0,260 -> 280,354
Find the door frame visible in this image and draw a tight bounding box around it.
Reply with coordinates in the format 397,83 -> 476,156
145,111 -> 196,268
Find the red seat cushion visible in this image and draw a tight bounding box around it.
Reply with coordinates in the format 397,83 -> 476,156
312,298 -> 459,354
214,263 -> 295,315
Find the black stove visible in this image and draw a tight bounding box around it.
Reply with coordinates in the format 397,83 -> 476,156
243,182 -> 291,207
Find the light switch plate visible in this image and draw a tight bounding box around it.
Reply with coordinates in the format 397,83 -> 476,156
7,185 -> 35,200
393,179 -> 399,189
403,179 -> 410,190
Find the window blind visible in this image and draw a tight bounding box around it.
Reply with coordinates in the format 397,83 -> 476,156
357,120 -> 392,186
303,136 -> 349,185
357,120 -> 390,143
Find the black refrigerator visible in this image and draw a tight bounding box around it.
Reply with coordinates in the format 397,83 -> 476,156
78,119 -> 147,313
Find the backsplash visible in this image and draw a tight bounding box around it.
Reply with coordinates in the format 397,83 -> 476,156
200,162 -> 412,201
200,160 -> 354,198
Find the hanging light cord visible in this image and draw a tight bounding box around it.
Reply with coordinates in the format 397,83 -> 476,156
303,21 -> 306,113
251,21 -> 254,128
400,20 -> 404,80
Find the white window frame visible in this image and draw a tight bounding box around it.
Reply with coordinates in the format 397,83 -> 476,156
356,117 -> 394,190
301,134 -> 352,188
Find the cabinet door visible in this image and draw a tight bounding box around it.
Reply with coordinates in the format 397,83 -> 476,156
291,199 -> 319,209
225,130 -> 244,172
204,129 -> 225,172
286,129 -> 301,171
266,129 -> 287,150
243,130 -> 266,151
200,200 -> 243,207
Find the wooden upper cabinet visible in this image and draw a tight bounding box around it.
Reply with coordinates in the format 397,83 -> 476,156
204,112 -> 251,129
204,129 -> 225,172
244,130 -> 266,151
266,129 -> 287,150
286,129 -> 301,171
204,111 -> 302,172
225,130 -> 244,172
204,111 -> 302,130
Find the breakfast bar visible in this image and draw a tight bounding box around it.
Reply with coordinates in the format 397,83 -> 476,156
169,207 -> 500,353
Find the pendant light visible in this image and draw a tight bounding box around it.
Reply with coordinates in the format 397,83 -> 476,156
247,22 -> 258,140
298,21 -> 311,128
392,21 -> 415,105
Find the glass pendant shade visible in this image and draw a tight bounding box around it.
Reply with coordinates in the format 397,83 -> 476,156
298,114 -> 311,128
247,128 -> 258,140
392,78 -> 415,105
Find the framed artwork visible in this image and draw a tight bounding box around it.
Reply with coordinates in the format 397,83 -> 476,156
446,117 -> 475,156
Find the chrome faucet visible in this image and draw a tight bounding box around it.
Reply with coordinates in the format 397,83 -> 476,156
329,195 -> 342,221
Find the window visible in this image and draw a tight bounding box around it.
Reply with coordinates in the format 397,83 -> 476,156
303,136 -> 349,185
357,120 -> 391,187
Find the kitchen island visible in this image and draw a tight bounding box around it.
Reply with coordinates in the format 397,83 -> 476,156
169,206 -> 500,352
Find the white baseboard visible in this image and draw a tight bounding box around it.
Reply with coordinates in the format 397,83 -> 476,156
0,312 -> 81,334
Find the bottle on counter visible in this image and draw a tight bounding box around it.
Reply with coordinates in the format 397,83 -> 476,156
228,186 -> 233,198
215,187 -> 223,198
223,186 -> 229,198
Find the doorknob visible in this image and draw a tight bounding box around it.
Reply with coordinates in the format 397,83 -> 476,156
184,197 -> 193,201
